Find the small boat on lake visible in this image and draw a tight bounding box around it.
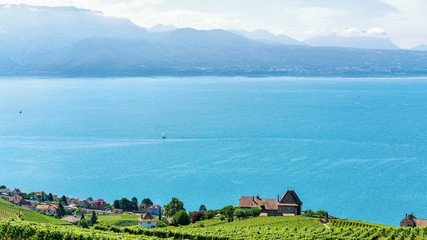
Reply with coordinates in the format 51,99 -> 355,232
162,132 -> 166,139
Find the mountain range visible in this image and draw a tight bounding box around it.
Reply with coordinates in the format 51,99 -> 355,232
1,4 -> 427,77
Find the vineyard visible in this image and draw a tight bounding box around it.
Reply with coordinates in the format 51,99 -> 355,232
0,218 -> 162,240
0,199 -> 69,225
94,216 -> 427,240
329,219 -> 392,228
2,210 -> 427,239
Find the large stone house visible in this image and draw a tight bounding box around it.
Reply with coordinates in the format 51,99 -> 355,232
239,190 -> 302,216
401,214 -> 427,227
149,205 -> 162,215
138,212 -> 158,228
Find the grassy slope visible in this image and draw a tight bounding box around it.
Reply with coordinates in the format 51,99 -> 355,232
0,198 -> 70,225
97,214 -> 140,227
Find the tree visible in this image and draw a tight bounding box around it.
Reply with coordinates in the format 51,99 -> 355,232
222,205 -> 235,220
131,197 -> 138,211
141,198 -> 153,207
41,191 -> 46,202
0,185 -> 6,189
304,209 -> 315,217
81,213 -> 85,220
91,211 -> 97,225
249,207 -> 260,217
113,200 -> 120,209
47,193 -> 54,202
164,197 -> 185,217
60,195 -> 67,204
120,198 -> 130,212
55,203 -> 66,218
199,204 -> 207,212
204,210 -> 215,219
191,211 -> 205,223
315,210 -> 328,218
234,209 -> 245,219
173,210 -> 191,226
78,219 -> 89,228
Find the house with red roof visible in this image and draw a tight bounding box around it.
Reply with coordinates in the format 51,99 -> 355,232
138,212 -> 158,228
238,190 -> 303,216
93,199 -> 106,210
12,194 -> 28,206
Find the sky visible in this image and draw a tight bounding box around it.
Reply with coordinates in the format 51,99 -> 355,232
2,0 -> 427,48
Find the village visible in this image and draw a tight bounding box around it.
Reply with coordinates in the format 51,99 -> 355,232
1,185 -> 426,229
0,186 -> 163,228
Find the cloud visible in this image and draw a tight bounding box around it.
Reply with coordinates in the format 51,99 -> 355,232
333,27 -> 388,37
367,27 -> 388,36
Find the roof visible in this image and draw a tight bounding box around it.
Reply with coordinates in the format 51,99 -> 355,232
12,188 -> 22,193
61,216 -> 80,223
415,218 -> 427,227
48,206 -> 57,211
238,196 -> 278,210
239,191 -> 302,211
36,205 -> 50,210
401,214 -> 416,224
94,199 -> 106,203
12,194 -> 25,204
138,212 -> 158,222
278,191 -> 302,206
150,205 -> 161,209
238,196 -> 262,208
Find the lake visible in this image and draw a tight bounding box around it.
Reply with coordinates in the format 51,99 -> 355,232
0,76 -> 426,226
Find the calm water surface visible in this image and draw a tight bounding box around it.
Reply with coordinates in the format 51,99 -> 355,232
0,77 -> 426,226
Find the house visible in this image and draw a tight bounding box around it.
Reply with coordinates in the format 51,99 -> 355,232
46,205 -> 57,214
11,188 -> 22,194
36,204 -> 57,214
401,214 -> 427,227
138,212 -> 158,228
93,199 -> 106,210
0,188 -> 11,195
138,203 -> 149,212
12,194 -> 28,206
149,205 -> 162,215
238,190 -> 303,216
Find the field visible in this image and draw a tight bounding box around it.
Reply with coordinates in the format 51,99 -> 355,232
95,216 -> 427,240
0,198 -> 69,225
97,214 -> 140,227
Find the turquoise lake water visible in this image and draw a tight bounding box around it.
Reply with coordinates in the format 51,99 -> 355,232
0,77 -> 426,226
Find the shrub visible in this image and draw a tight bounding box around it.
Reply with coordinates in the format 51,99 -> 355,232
173,210 -> 191,226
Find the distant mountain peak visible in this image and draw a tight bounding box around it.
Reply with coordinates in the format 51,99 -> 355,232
234,29 -> 305,46
147,24 -> 178,32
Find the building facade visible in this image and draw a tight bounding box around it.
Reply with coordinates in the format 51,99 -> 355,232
138,212 -> 158,228
238,190 -> 302,216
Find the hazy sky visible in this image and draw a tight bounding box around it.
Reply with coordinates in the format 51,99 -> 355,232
3,0 -> 427,48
